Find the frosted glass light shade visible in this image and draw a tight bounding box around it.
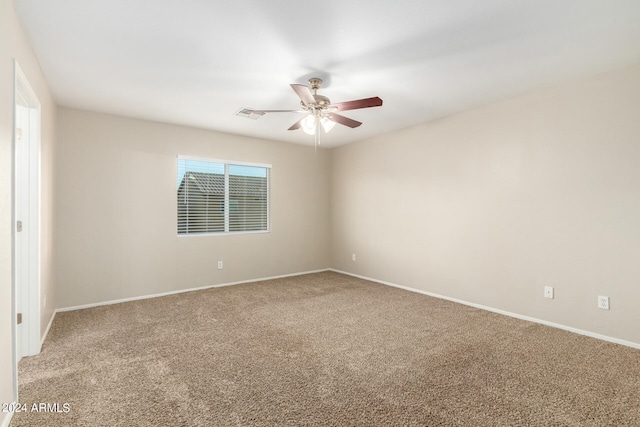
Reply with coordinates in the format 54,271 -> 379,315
320,117 -> 335,133
302,115 -> 316,135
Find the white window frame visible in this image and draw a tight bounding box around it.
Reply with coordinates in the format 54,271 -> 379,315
177,155 -> 271,236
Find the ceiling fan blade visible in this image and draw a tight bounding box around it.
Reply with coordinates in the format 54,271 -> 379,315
327,112 -> 362,128
330,96 -> 383,111
250,109 -> 307,113
288,117 -> 305,131
290,84 -> 316,106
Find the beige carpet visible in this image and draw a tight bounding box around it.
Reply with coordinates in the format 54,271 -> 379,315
11,271 -> 640,426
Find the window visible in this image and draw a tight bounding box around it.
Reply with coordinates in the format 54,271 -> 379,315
177,157 -> 270,235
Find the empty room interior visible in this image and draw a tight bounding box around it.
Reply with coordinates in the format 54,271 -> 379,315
2,0 -> 640,425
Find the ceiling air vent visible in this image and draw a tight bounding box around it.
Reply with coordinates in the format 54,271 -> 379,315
235,108 -> 265,120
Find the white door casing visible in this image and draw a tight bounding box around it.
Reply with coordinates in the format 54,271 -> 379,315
13,60 -> 42,399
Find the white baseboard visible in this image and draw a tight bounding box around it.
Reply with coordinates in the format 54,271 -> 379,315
41,311 -> 56,346
47,267 -> 640,351
1,412 -> 14,427
330,269 -> 640,350
41,269 -> 329,347
56,269 -> 331,313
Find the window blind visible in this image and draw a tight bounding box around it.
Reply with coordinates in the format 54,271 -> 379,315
177,157 -> 270,235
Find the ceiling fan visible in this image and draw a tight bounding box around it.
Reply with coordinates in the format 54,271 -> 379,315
238,78 -> 383,148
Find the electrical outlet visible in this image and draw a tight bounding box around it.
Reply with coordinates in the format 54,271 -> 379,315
217,261 -> 223,270
544,286 -> 554,299
352,253 -> 356,261
597,295 -> 609,310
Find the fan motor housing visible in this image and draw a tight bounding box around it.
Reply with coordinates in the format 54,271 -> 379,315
313,94 -> 331,108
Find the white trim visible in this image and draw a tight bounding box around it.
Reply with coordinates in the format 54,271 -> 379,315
1,412 -> 14,427
41,311 -> 56,347
56,269 -> 330,313
176,230 -> 271,238
330,269 -> 640,350
177,155 -> 272,169
14,61 -> 42,357
48,267 -> 640,350
12,60 -> 43,407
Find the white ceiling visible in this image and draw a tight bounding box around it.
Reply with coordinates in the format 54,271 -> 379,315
15,0 -> 640,148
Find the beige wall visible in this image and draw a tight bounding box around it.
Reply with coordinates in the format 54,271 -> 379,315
55,108 -> 331,308
0,0 -> 57,419
331,63 -> 640,345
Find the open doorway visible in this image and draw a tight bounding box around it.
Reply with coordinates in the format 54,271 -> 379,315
12,60 -> 42,399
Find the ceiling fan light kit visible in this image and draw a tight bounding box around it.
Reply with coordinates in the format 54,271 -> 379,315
301,114 -> 336,135
240,77 -> 382,149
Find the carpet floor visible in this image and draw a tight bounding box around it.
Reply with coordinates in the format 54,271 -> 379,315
11,271 -> 640,426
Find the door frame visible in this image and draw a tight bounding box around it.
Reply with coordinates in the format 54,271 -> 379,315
12,60 -> 42,400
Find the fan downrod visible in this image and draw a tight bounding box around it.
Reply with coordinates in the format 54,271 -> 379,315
307,78 -> 331,108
